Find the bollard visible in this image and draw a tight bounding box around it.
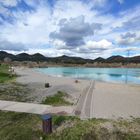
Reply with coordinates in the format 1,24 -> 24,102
42,114 -> 52,134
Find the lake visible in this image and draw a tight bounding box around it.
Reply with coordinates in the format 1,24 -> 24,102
35,67 -> 140,84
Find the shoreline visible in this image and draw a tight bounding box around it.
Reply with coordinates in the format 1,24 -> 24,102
11,62 -> 140,68
19,66 -> 140,87
34,67 -> 140,86
15,67 -> 90,104
34,65 -> 140,68
14,67 -> 140,119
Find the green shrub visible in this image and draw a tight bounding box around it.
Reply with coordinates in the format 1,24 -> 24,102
0,64 -> 16,83
42,91 -> 72,106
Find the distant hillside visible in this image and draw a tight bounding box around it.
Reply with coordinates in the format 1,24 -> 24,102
49,55 -> 92,64
15,53 -> 31,61
106,55 -> 126,63
93,57 -> 106,63
0,51 -> 15,60
31,53 -> 47,61
129,56 -> 140,63
0,51 -> 140,64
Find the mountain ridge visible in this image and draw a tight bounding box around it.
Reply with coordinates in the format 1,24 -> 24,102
0,51 -> 140,64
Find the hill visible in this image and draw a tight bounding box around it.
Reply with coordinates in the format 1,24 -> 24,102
0,51 -> 140,64
106,55 -> 126,63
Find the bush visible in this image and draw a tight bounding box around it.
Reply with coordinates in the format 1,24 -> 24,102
42,91 -> 72,106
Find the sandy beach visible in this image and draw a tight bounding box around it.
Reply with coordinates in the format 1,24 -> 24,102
15,67 -> 140,119
15,67 -> 90,103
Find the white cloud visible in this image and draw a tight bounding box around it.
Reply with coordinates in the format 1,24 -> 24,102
0,40 -> 27,51
116,32 -> 140,46
51,39 -> 66,49
0,0 -> 19,7
50,15 -> 101,47
0,0 -> 98,46
0,5 -> 54,45
86,39 -> 113,50
88,0 -> 108,7
51,39 -> 114,58
118,0 -> 124,4
0,5 -> 7,14
23,0 -> 40,7
0,0 -> 140,58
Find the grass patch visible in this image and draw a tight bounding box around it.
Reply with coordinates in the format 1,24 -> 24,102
42,91 -> 72,106
0,111 -> 139,140
0,64 -> 9,73
133,118 -> 140,124
45,118 -> 140,140
0,64 -> 16,83
53,115 -> 78,126
0,111 -> 43,140
0,83 -> 34,102
0,112 -> 78,140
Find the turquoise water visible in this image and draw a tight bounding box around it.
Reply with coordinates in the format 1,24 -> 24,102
36,67 -> 140,84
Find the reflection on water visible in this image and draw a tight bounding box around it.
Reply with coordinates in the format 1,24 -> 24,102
36,67 -> 140,84
109,74 -> 122,77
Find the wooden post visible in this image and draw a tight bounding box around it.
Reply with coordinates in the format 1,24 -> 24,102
42,114 -> 52,134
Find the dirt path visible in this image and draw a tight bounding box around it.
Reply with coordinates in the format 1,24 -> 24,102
74,80 -> 95,119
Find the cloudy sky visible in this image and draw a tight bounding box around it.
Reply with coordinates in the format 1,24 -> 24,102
0,0 -> 140,59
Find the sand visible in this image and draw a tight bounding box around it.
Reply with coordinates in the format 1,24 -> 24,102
15,67 -> 90,103
15,67 -> 140,119
92,81 -> 140,119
